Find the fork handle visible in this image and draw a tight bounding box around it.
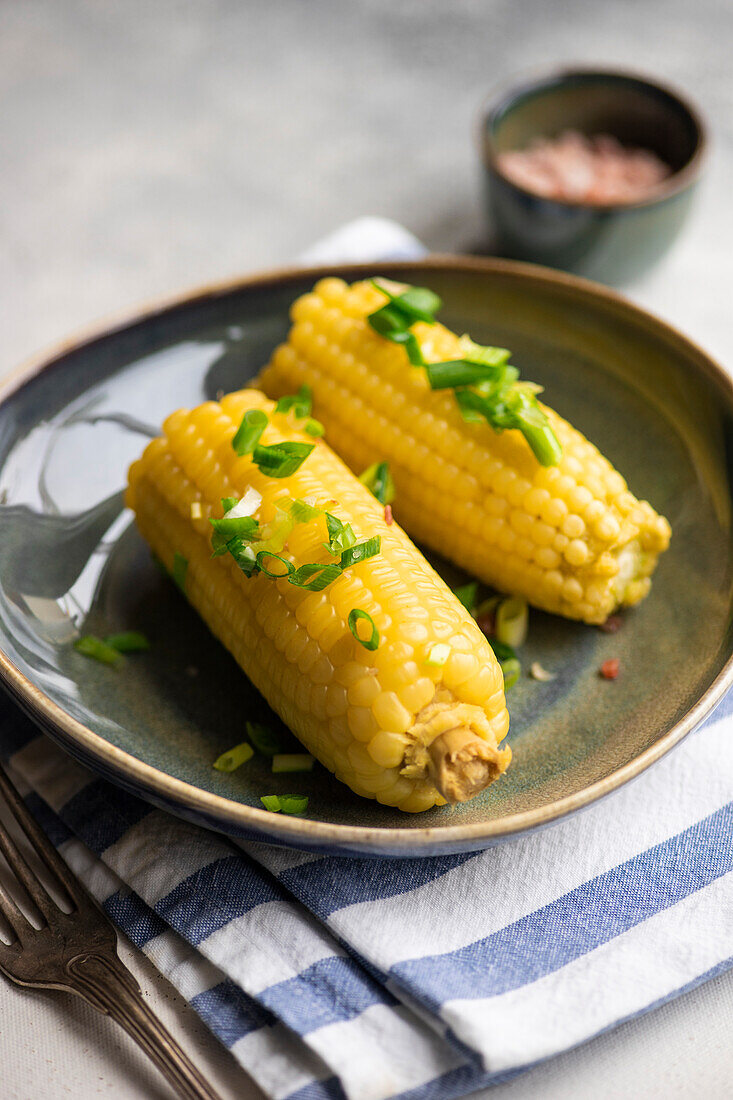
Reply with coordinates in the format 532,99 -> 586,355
66,951 -> 222,1100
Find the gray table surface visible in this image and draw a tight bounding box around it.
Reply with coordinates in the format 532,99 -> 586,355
1,1 -> 732,1097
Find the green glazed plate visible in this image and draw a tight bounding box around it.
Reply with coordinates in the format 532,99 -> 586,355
1,258 -> 731,857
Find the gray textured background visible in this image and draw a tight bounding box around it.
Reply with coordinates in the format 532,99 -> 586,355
1,0 -> 731,372
1,2 -> 732,1097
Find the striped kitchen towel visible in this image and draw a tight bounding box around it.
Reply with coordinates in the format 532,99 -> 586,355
1,218 -> 732,1100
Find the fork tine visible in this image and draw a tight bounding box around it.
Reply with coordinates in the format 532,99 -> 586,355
0,879 -> 30,942
0,817 -> 65,923
0,765 -> 78,913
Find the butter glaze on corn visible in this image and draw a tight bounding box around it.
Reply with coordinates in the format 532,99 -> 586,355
258,278 -> 672,624
126,390 -> 510,812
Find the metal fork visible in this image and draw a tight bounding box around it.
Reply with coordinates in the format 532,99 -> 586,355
0,762 -> 221,1100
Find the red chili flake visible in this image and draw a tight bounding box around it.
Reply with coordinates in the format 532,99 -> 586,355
384,504 -> 394,525
476,613 -> 495,638
599,615 -> 622,634
600,658 -> 620,680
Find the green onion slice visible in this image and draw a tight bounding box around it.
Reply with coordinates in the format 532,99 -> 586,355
304,418 -> 324,437
452,582 -> 478,612
425,360 -> 507,390
256,551 -> 294,578
348,608 -> 379,651
371,279 -> 442,324
324,513 -> 357,556
288,562 -> 343,591
229,542 -> 259,577
246,721 -> 283,756
232,409 -> 268,455
260,794 -> 309,815
340,536 -> 381,569
252,441 -> 314,478
289,498 -> 323,523
105,631 -> 150,653
279,795 -> 309,815
359,461 -> 395,505
459,338 -> 512,367
210,514 -> 259,540
367,305 -> 425,366
213,741 -> 254,772
221,496 -> 239,513
272,753 -> 315,774
495,597 -> 529,648
173,552 -> 188,592
275,385 -> 312,418
74,635 -> 125,668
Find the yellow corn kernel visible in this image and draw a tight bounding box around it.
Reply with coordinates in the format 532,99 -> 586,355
257,279 -> 671,624
126,389 -> 510,811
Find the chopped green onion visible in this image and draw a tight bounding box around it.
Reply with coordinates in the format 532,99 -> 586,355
499,657 -> 521,690
209,514 -> 259,540
366,280 -> 561,465
348,608 -> 379,651
275,385 -> 312,418
425,642 -> 450,667
340,536 -> 381,569
246,721 -> 283,756
324,513 -> 357,555
105,631 -> 150,653
272,753 -> 315,774
74,635 -> 125,668
367,304 -> 425,366
224,488 -> 262,518
359,461 -> 395,505
303,418 -> 324,437
213,741 -> 254,772
453,386 -> 561,467
232,409 -> 268,455
252,441 -> 314,478
173,552 -> 188,592
371,279 -> 442,323
229,542 -> 259,576
279,795 -> 309,815
495,597 -> 528,648
459,338 -> 512,367
256,551 -> 295,578
425,360 -> 506,390
452,582 -> 478,612
288,562 -> 343,591
260,794 -> 309,815
289,498 -> 323,523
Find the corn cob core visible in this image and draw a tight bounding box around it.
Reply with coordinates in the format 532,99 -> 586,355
257,278 -> 672,625
126,390 -> 510,813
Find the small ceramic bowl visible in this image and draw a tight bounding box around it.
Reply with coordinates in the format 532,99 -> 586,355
479,67 -> 706,284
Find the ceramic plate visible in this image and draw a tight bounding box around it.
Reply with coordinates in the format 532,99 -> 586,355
1,258 -> 732,857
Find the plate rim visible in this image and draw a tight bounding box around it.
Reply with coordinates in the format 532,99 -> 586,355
2,254 -> 732,853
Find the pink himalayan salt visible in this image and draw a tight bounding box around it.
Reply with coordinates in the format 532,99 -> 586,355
497,130 -> 671,204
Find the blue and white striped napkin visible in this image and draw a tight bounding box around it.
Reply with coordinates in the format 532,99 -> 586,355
1,218 -> 732,1100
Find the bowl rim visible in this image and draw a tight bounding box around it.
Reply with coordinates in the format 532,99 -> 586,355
1,254 -> 732,855
478,64 -> 707,212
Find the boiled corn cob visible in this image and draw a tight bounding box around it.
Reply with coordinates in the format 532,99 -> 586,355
126,389 -> 510,812
258,278 -> 672,625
